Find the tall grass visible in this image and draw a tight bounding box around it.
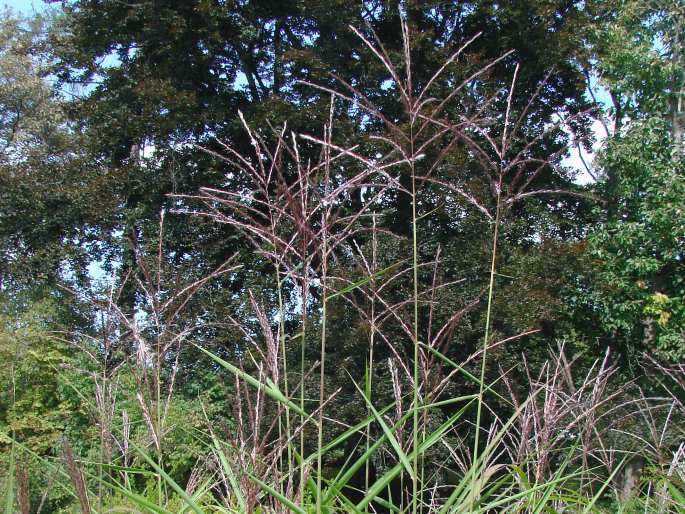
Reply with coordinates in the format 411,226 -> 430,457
3,14 -> 685,514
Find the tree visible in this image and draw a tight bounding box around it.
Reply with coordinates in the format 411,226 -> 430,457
571,0 -> 685,362
587,0 -> 684,144
579,120 -> 685,361
50,0 -> 595,336
0,8 -> 111,293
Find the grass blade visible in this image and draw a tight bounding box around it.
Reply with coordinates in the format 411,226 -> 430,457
349,375 -> 414,480
195,344 -> 307,417
248,473 -> 307,514
130,441 -> 207,514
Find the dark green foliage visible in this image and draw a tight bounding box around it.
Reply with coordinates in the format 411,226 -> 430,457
1,1 -> 684,511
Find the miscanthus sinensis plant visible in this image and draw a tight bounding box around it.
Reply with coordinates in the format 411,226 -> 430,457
5,14 -> 685,514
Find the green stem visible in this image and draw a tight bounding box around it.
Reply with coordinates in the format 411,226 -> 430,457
316,264 -> 327,514
317,119 -> 332,514
410,120 -> 420,514
276,269 -> 293,484
156,341 -> 163,506
471,187 -> 502,509
300,277 -> 308,501
365,215 -> 378,493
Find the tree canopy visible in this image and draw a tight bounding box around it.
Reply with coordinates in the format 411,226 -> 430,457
1,1 -> 684,512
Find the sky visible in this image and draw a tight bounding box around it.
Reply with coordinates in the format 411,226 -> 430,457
2,0 -> 45,14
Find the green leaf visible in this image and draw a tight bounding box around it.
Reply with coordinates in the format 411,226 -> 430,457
248,473 -> 307,514
195,344 -> 307,417
348,375 -> 414,480
326,261 -> 404,301
130,441 -> 208,514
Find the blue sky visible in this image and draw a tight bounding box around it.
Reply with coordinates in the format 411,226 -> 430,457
2,0 -> 45,14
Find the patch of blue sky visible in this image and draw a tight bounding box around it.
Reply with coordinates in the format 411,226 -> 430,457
562,72 -> 612,184
2,0 -> 47,15
234,71 -> 249,92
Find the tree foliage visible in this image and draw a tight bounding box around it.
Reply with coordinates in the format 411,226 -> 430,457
571,0 -> 685,363
1,1 -> 684,511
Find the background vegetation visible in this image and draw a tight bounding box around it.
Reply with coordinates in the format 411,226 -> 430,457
1,0 -> 683,512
